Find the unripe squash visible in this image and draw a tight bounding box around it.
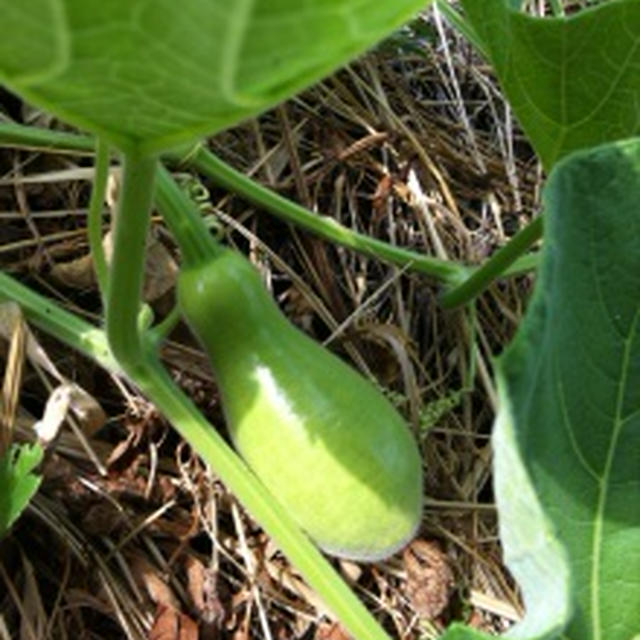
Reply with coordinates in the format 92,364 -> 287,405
178,248 -> 422,560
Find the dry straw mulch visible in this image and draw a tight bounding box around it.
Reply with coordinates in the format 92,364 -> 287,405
0,4 -> 551,638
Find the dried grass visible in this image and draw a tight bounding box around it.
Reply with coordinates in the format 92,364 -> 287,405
0,4 -> 555,638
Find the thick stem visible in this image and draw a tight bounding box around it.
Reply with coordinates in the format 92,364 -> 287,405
104,150 -> 157,374
440,215 -> 543,308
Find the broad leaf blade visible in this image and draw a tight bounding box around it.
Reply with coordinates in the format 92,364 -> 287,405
497,139 -> 640,639
490,384 -> 572,640
0,0 -> 67,84
438,393 -> 571,640
0,443 -> 44,538
459,0 -> 640,169
0,0 -> 428,152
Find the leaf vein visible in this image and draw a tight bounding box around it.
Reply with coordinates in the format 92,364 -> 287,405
590,307 -> 640,640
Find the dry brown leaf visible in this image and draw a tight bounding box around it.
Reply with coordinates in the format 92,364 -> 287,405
130,555 -> 180,610
179,614 -> 199,640
185,556 -> 225,626
49,252 -> 97,289
149,604 -> 199,640
50,229 -> 177,302
315,621 -> 352,640
49,229 -> 113,290
371,173 -> 394,217
68,383 -> 107,436
149,605 -> 178,640
403,539 -> 455,620
143,235 -> 179,301
231,615 -> 250,640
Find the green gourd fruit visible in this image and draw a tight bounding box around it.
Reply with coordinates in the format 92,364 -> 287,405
178,248 -> 423,561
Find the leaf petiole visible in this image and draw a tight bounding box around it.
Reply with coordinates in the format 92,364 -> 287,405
88,139 -> 111,301
0,123 -> 479,284
189,147 -> 469,284
441,216 -> 543,308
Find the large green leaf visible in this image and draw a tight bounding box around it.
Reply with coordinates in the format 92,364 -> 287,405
0,0 -> 426,153
440,140 -> 640,640
495,139 -> 640,639
459,0 -> 640,169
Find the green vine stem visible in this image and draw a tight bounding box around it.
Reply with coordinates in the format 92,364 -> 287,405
440,215 -> 543,308
0,121 -> 94,154
0,272 -> 116,369
189,147 -> 469,283
102,150 -> 394,640
0,122 -> 542,297
501,250 -> 539,278
104,150 -> 157,374
147,304 -> 182,346
88,139 -> 111,299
